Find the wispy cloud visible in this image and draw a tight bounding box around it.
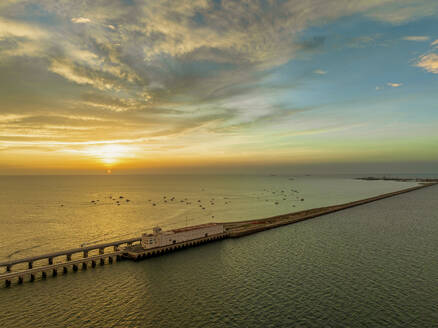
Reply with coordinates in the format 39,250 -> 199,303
402,36 -> 429,41
71,17 -> 91,24
0,17 -> 47,39
366,1 -> 438,24
387,82 -> 403,87
347,34 -> 380,48
313,69 -> 327,75
415,53 -> 438,73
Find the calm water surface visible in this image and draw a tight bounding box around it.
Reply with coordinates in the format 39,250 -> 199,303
0,175 -> 417,260
1,176 -> 437,327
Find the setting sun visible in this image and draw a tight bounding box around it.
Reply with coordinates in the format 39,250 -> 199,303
82,144 -> 133,167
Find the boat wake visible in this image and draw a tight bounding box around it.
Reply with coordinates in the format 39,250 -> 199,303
7,244 -> 46,259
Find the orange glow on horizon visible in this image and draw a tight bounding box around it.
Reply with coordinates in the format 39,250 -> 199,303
80,144 -> 135,167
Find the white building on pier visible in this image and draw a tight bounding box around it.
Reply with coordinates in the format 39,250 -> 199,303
141,223 -> 224,249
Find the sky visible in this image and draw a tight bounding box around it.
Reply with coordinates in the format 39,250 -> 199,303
0,0 -> 437,174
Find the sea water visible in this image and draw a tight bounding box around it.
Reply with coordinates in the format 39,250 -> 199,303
0,175 -> 418,260
1,175 -> 437,327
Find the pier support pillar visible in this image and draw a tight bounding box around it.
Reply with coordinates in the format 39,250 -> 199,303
63,267 -> 67,274
18,276 -> 23,284
48,257 -> 53,265
91,260 -> 96,268
28,261 -> 33,269
99,248 -> 104,255
72,264 -> 78,272
42,271 -> 47,279
108,256 -> 113,264
82,262 -> 87,270
66,254 -> 72,261
100,258 -> 105,266
83,250 -> 88,258
117,255 -> 121,261
30,274 -> 35,282
52,269 -> 57,277
5,280 -> 11,287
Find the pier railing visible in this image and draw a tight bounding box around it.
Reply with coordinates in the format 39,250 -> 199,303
0,237 -> 141,272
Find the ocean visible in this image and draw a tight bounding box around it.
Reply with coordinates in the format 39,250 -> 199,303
0,175 -> 437,327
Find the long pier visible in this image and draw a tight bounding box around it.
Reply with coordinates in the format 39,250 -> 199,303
223,183 -> 438,237
0,237 -> 140,273
0,252 -> 121,287
1,182 -> 436,287
123,232 -> 228,261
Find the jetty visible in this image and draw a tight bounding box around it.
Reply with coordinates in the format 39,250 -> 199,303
0,238 -> 141,287
1,182 -> 436,287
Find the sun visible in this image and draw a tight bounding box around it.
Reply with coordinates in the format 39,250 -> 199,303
83,144 -> 133,167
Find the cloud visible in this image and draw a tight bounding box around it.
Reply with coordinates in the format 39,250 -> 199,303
431,39 -> 438,46
347,34 -> 380,48
0,17 -> 47,39
1,0 -> 438,168
71,17 -> 91,24
277,124 -> 363,137
49,59 -> 113,90
387,82 -> 403,87
313,69 -> 327,75
402,36 -> 429,41
366,1 -> 438,24
415,53 -> 438,74
80,92 -> 149,112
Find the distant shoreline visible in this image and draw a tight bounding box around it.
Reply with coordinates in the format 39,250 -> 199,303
356,176 -> 438,183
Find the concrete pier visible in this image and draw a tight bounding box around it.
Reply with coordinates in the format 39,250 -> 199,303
122,232 -> 228,260
0,237 -> 141,274
224,183 -> 438,238
0,252 -> 122,286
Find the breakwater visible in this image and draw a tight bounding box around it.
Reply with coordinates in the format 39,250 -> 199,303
1,182 -> 435,287
224,183 -> 437,237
